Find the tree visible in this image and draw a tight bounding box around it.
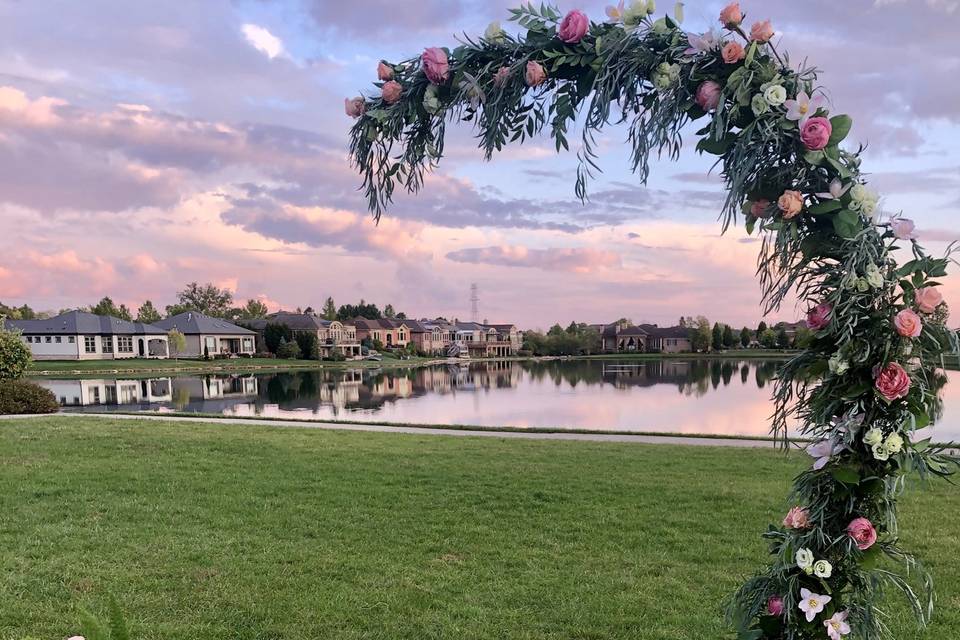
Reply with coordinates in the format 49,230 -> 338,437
793,326 -> 813,349
690,316 -> 711,352
337,299 -> 381,320
711,322 -> 724,351
295,331 -> 318,360
760,328 -> 778,349
322,297 -> 337,320
0,302 -> 38,320
136,301 -> 162,324
776,327 -> 791,349
263,323 -> 293,353
0,326 -> 31,379
756,320 -> 768,335
722,324 -> 734,348
678,316 -> 687,328
276,338 -> 301,360
167,329 -> 187,360
740,327 -> 751,348
239,299 -> 269,320
383,304 -> 396,318
90,296 -> 131,320
167,282 -> 233,318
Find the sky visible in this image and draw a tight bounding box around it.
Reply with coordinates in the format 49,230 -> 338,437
0,0 -> 958,330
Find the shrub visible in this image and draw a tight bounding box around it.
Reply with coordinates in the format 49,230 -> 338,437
276,339 -> 302,360
254,351 -> 276,359
0,379 -> 59,414
294,332 -> 318,360
0,326 -> 31,379
327,350 -> 347,362
263,323 -> 293,353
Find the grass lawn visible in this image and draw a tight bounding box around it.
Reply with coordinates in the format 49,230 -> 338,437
2,417 -> 959,639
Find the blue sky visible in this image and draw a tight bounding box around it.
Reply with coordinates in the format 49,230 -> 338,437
0,0 -> 957,328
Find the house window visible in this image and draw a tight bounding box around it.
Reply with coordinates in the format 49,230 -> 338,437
117,336 -> 133,353
68,336 -> 75,343
101,336 -> 113,353
56,336 -> 62,343
25,336 -> 32,343
84,336 -> 97,353
45,336 -> 52,343
242,338 -> 253,351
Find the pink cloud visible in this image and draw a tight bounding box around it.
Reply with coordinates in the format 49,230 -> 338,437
446,245 -> 622,273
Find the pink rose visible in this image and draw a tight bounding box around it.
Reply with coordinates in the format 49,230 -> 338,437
344,96 -> 365,118
421,47 -> 450,85
767,596 -> 784,617
377,61 -> 394,81
801,116 -> 833,150
890,217 -> 916,240
750,20 -> 774,43
721,41 -> 745,64
719,2 -> 743,27
494,66 -> 511,88
525,61 -> 547,87
894,309 -> 922,338
558,9 -> 589,43
695,80 -> 722,111
807,302 -> 832,331
847,517 -> 878,551
778,190 -> 804,219
750,198 -> 771,219
783,506 -> 811,530
875,362 -> 910,402
915,286 -> 943,314
381,81 -> 403,104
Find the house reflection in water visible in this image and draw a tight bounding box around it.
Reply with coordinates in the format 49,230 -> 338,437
45,378 -> 173,407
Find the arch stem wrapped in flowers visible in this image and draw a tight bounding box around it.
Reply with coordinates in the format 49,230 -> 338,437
345,2 -> 960,637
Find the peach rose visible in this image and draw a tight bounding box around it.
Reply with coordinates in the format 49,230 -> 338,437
695,80 -> 722,111
525,61 -> 547,87
421,47 -> 450,85
875,362 -> 910,402
381,81 -> 403,104
344,96 -> 365,118
719,2 -> 743,28
750,20 -> 774,43
894,309 -> 922,338
783,506 -> 811,530
377,61 -> 394,81
778,190 -> 803,219
750,198 -> 771,218
721,41 -> 745,64
915,286 -> 943,314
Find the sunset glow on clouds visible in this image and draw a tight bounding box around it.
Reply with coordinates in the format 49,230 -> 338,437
0,1 -> 957,329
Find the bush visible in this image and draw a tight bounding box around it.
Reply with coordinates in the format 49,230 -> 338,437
254,351 -> 276,359
276,339 -> 302,360
294,332 -> 318,360
0,327 -> 31,379
0,379 -> 59,414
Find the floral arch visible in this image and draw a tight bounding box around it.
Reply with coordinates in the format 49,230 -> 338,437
345,2 -> 959,638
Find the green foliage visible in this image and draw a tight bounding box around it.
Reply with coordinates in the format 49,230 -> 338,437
166,330 -> 187,359
722,324 -> 735,348
0,301 -> 39,320
263,323 -> 293,354
322,297 -> 337,321
295,331 -> 318,360
90,296 -> 132,321
523,322 -> 600,356
690,316 -> 712,353
276,338 -> 302,360
741,327 -> 752,348
337,300 -> 382,321
0,379 -> 59,414
0,326 -> 31,379
712,322 -> 724,351
166,282 -> 234,318
135,300 -> 162,324
78,594 -> 130,640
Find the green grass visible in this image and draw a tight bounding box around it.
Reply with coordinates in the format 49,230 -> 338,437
2,417 -> 959,639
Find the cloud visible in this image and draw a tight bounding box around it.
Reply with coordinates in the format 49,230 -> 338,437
446,245 -> 622,273
241,24 -> 285,60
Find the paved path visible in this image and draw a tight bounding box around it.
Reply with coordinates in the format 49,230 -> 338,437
3,412 -> 786,449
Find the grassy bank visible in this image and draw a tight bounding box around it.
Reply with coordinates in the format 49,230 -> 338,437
2,417 -> 959,639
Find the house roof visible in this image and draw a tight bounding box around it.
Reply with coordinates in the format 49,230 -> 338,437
353,317 -> 408,330
646,325 -> 691,339
4,310 -> 166,335
154,312 -> 255,336
246,312 -> 355,332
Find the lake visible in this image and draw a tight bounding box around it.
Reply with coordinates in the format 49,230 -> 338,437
44,358 -> 960,440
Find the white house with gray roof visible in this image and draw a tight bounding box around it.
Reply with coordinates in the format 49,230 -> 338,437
4,310 -> 169,360
153,312 -> 256,358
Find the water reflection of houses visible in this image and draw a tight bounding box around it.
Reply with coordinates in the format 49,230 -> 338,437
43,378 -> 173,407
601,360 -> 693,388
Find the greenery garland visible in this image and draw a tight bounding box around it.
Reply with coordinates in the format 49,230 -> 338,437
345,2 -> 960,638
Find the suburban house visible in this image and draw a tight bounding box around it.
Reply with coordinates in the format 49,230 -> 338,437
154,312 -> 257,358
352,318 -> 411,349
247,312 -> 362,358
597,321 -> 693,353
4,310 -> 169,360
454,321 -> 519,357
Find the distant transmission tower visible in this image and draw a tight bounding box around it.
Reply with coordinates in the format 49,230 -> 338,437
470,283 -> 479,323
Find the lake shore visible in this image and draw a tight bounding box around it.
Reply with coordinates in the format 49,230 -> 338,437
25,350 -> 799,378
2,415 -> 958,639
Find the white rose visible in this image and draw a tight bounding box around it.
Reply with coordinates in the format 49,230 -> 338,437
796,548 -> 815,571
863,428 -> 884,447
828,354 -> 849,375
885,432 -> 904,454
865,263 -> 885,289
872,442 -> 891,461
484,21 -> 505,42
623,0 -> 648,27
763,85 -> 787,106
813,559 -> 833,578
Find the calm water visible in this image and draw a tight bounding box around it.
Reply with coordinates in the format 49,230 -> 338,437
47,358 -> 960,440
